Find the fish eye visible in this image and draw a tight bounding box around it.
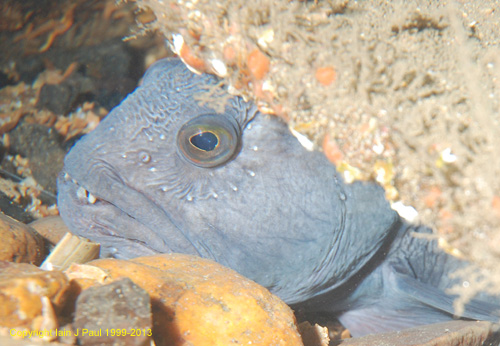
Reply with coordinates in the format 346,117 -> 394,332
177,114 -> 240,168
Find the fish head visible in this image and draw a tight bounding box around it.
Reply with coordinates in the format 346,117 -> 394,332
57,58 -> 398,303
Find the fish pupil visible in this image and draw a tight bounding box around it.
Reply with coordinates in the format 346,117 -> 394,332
190,131 -> 218,151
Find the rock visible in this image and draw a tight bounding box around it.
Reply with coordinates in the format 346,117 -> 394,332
0,190 -> 35,224
65,253 -> 304,346
29,216 -> 70,247
0,335 -> 70,346
73,278 -> 152,346
7,122 -> 65,195
35,39 -> 145,112
298,321 -> 330,346
337,320 -> 500,346
0,212 -> 45,265
37,74 -> 94,116
0,262 -> 69,336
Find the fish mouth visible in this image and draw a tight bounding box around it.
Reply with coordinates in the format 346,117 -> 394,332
57,170 -> 199,259
64,173 -> 100,206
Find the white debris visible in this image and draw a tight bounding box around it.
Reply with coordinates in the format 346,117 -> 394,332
372,141 -> 384,155
257,29 -> 274,49
391,201 -> 419,222
210,58 -> 227,77
171,33 -> 184,56
441,147 -> 457,163
290,127 -> 315,151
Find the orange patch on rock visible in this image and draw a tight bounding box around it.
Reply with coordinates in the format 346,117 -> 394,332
247,48 -> 270,80
492,195 -> 500,216
424,186 -> 442,208
223,45 -> 236,64
179,43 -> 206,73
315,66 -> 336,86
323,133 -> 344,165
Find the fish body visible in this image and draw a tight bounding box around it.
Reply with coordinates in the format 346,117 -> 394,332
57,58 -> 500,335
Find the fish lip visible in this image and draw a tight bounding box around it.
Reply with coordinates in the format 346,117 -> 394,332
58,170 -> 190,256
61,167 -> 222,259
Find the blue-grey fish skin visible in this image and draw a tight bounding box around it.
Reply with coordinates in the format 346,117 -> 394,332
57,58 -> 500,336
297,222 -> 500,335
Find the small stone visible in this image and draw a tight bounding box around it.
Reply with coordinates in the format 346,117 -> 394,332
298,321 -> 330,346
0,190 -> 35,223
29,216 -> 70,247
0,262 -> 69,333
55,324 -> 77,345
0,335 -> 70,345
0,212 -> 45,265
8,122 -> 65,195
74,278 -> 152,346
338,320 -> 500,346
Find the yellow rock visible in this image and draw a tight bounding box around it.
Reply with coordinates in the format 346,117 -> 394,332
66,253 -> 304,346
0,213 -> 45,265
0,262 -> 69,337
